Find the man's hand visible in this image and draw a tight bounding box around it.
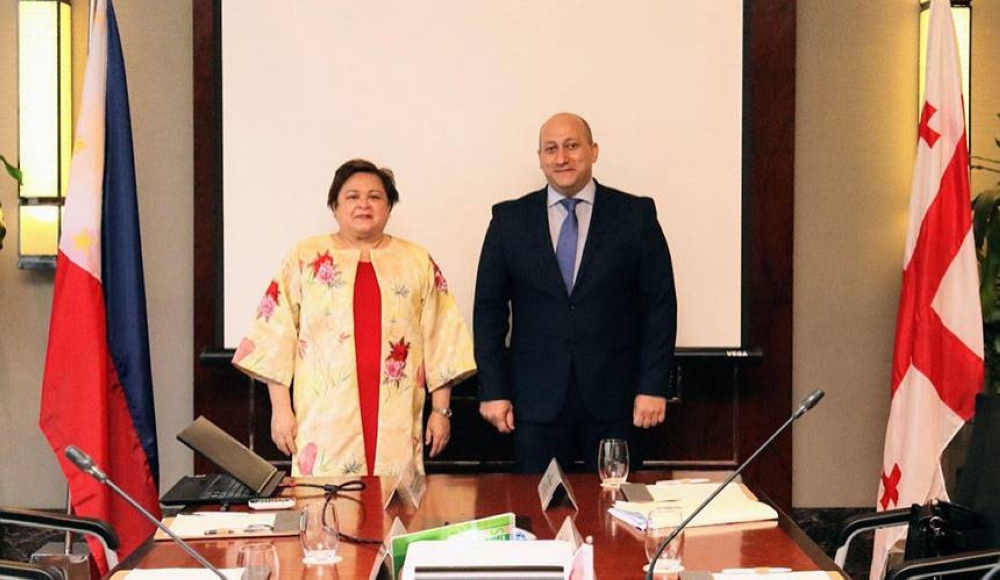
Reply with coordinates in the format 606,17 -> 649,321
633,394 -> 667,428
425,413 -> 451,457
271,405 -> 298,455
480,400 -> 516,433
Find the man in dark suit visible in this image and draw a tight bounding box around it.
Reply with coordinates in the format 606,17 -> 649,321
474,112 -> 677,472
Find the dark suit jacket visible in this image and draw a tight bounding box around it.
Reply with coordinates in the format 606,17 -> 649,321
473,181 -> 677,423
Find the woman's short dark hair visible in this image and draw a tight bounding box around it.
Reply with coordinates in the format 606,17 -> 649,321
327,159 -> 400,210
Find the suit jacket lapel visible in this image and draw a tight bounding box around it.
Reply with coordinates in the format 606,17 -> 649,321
574,182 -> 610,295
527,189 -> 569,296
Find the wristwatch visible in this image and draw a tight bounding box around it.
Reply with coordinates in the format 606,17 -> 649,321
432,406 -> 453,418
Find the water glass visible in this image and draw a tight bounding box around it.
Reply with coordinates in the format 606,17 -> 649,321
299,501 -> 341,565
237,541 -> 279,580
644,507 -> 685,575
598,438 -> 630,487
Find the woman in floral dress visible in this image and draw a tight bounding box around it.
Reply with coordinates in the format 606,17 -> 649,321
233,159 -> 476,476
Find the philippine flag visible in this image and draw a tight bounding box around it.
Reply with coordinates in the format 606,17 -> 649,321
39,0 -> 160,572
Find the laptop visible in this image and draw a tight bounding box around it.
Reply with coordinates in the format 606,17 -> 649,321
160,416 -> 286,506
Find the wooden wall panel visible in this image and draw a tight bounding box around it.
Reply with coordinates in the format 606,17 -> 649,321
192,0 -> 795,507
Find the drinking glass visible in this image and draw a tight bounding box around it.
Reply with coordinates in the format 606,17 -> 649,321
299,501 -> 341,565
644,507 -> 685,575
598,438 -> 629,487
237,542 -> 279,580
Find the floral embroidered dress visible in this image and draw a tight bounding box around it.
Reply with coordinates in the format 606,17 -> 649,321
232,235 -> 476,477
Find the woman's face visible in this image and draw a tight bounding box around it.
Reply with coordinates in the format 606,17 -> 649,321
333,172 -> 391,240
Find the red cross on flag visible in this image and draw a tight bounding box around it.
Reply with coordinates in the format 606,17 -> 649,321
871,0 -> 984,578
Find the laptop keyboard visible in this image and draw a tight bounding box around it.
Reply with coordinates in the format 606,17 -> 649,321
204,474 -> 254,501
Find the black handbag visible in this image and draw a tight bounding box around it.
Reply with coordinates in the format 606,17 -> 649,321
903,500 -> 995,560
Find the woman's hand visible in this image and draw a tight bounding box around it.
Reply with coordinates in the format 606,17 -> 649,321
425,413 -> 451,457
271,405 -> 298,456
267,382 -> 298,456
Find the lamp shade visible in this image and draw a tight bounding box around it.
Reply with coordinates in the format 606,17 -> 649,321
17,0 -> 71,269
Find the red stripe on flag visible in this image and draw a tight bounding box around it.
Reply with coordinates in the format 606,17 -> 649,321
891,136 -> 980,420
40,252 -> 159,572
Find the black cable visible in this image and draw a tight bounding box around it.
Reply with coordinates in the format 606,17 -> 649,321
292,479 -> 366,495
284,479 -> 384,545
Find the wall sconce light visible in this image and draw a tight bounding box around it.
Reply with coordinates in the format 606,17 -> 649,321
919,0 -> 971,144
17,0 -> 71,270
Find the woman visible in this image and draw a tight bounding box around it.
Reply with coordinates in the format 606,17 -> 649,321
232,159 -> 476,477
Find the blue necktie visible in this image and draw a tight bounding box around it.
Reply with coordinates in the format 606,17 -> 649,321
555,198 -> 581,293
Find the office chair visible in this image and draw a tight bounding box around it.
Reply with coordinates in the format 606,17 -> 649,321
884,548 -> 1000,580
834,392 -> 1000,578
0,560 -> 64,580
0,507 -> 120,579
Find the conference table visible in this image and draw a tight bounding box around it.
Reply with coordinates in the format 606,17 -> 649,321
113,471 -> 842,579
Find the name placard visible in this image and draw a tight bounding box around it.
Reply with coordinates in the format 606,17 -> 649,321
383,456 -> 426,511
537,458 -> 579,511
368,517 -> 408,580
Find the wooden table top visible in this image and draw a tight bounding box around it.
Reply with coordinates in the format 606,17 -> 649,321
113,471 -> 840,579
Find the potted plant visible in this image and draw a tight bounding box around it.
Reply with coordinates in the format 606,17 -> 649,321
972,113 -> 1000,393
0,154 -> 20,251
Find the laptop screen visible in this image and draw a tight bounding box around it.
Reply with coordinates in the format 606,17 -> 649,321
177,416 -> 279,494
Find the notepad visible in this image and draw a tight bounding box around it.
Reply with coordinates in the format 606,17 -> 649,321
154,511 -> 299,540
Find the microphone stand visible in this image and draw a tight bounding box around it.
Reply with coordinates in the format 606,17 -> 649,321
65,445 -> 228,580
644,390 -> 825,580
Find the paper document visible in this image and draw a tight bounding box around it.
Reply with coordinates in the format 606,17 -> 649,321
121,568 -> 244,579
613,482 -> 777,528
163,512 -> 278,538
607,507 -> 650,530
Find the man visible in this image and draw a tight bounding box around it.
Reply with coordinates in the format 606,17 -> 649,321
474,112 -> 677,472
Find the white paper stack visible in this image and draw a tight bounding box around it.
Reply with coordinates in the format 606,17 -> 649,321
610,482 -> 777,529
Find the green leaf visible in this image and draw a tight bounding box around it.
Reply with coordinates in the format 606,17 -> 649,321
972,187 -> 1000,253
0,154 -> 22,185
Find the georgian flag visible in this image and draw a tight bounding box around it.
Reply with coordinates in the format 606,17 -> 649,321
870,0 -> 984,578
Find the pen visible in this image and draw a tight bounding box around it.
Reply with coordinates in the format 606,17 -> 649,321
720,567 -> 792,574
203,523 -> 273,536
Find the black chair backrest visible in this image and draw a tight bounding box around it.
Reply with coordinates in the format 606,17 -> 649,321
954,393 -> 1000,542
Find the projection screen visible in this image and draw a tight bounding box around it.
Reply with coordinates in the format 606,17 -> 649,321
221,0 -> 744,349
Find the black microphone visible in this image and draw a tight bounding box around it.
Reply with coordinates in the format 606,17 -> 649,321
65,445 -> 108,482
64,445 -> 228,580
644,389 -> 826,580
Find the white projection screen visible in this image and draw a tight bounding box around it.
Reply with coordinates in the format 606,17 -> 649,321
222,1 -> 744,349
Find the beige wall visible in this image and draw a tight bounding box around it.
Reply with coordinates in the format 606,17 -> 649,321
1,0 -> 998,508
0,0 -> 192,508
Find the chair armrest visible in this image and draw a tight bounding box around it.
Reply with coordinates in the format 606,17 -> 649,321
886,548 -> 1000,580
833,507 -> 911,567
0,559 -> 63,580
0,506 -> 121,567
0,507 -> 119,551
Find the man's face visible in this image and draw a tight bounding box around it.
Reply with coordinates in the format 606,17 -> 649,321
537,114 -> 599,197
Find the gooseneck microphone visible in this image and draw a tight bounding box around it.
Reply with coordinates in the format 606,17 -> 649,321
644,390 -> 826,580
64,445 -> 228,580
